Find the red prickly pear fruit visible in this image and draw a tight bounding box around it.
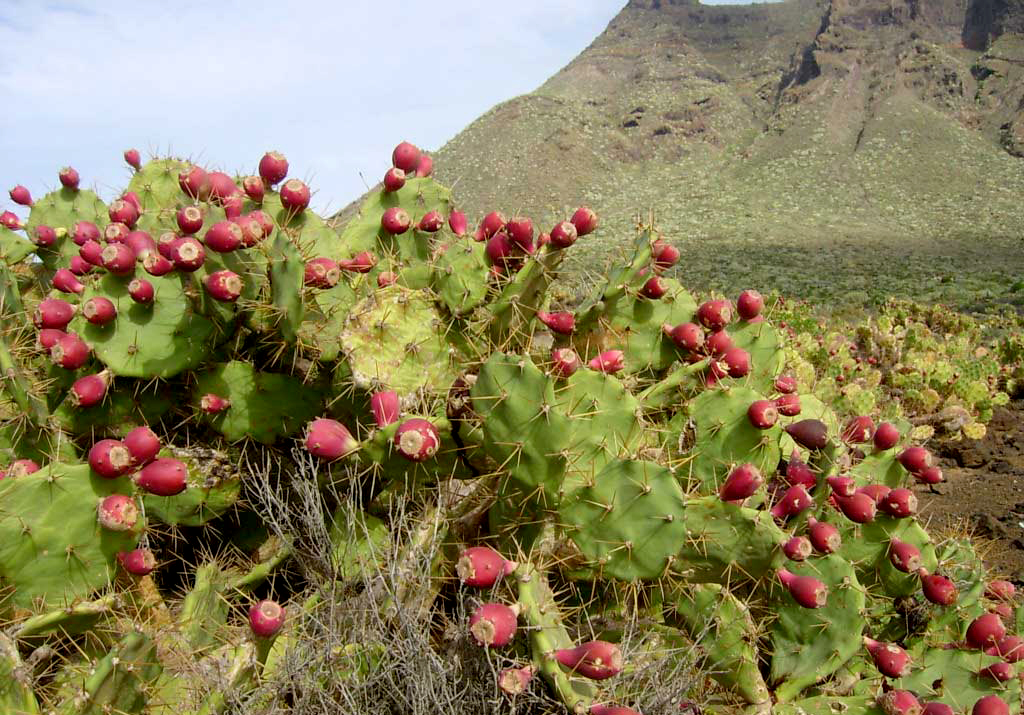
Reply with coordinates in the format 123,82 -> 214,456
588,350 -> 625,374
8,185 -> 32,206
71,372 -> 110,408
101,242 -> 137,275
238,213 -> 269,246
973,696 -> 1009,715
170,236 -> 206,272
381,207 -> 411,235
128,278 -> 154,304
456,546 -> 518,588
536,311 -> 575,335
108,198 -> 139,228
305,419 -> 358,460
176,205 -> 204,235
143,253 -> 174,277
918,568 -> 958,605
777,568 -> 828,608
570,206 -> 598,236
469,602 -> 519,647
785,419 -> 829,449
835,492 -> 877,523
992,602 -> 1013,619
723,347 -> 751,378
485,231 -> 515,267
747,400 -> 779,429
339,251 -> 377,273
370,390 -> 401,428
394,418 -> 440,461
966,613 -> 1006,649
280,178 -> 310,213
898,446 -> 934,473
258,151 -> 289,185
705,329 -> 733,356
770,484 -> 813,521
505,217 -> 534,251
125,230 -> 156,259
204,221 -> 243,253
377,271 -> 397,287
418,210 -> 444,233
36,329 -> 65,351
591,707 -> 641,715
737,289 -> 764,320
249,599 -> 286,638
135,457 -> 188,496
783,535 -> 813,561
200,393 -> 231,414
88,439 -> 134,478
554,641 -> 623,680
651,239 -> 680,271
178,165 -> 210,199
989,635 -> 1024,662
105,222 -> 130,243
32,225 -> 57,247
480,211 -> 507,239
807,517 -> 842,554
448,210 -> 468,236
879,690 -> 922,715
784,453 -> 817,489
842,416 -> 875,444
34,298 -> 76,330
0,211 -> 22,230
551,348 -> 582,378
157,232 -> 179,260
383,167 -> 406,192
69,255 -> 94,276
123,148 -> 141,170
888,537 -> 922,573
80,239 -> 104,266
50,332 -> 90,369
665,322 -> 704,352
858,484 -> 891,504
413,153 -> 433,178
7,459 -> 40,478
392,141 -> 421,173
82,296 -> 117,326
204,270 -> 243,302
720,463 -> 763,501
912,466 -> 943,485
864,636 -> 912,678
121,190 -> 142,214
696,299 -> 733,332
979,662 -> 1014,681
498,665 -> 535,696
549,220 -> 578,249
241,175 -> 264,202
874,422 -> 901,450
97,494 -> 139,532
73,221 -> 101,246
117,548 -> 156,576
827,475 -> 857,497
53,269 -> 85,294
222,193 -> 244,219
922,704 -> 954,715
123,426 -> 160,465
206,172 -> 238,204
879,488 -> 917,518
986,580 -> 1016,602
304,257 -> 341,288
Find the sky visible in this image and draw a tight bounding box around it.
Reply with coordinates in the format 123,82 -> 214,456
0,0 -> 773,217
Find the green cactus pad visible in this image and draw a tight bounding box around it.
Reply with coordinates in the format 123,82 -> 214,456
194,243 -> 267,327
298,280 -> 359,362
178,562 -> 231,652
895,647 -> 1018,713
850,448 -> 906,489
839,516 -> 937,597
53,384 -> 173,438
676,496 -> 785,583
142,446 -> 241,527
328,508 -> 390,581
265,231 -> 305,342
0,226 -> 33,266
431,239 -> 489,316
0,462 -> 140,609
26,187 -> 107,271
338,178 -> 451,254
67,630 -> 163,715
558,368 -> 643,475
774,696 -> 883,715
729,319 -> 785,393
126,158 -> 190,213
0,633 -> 39,714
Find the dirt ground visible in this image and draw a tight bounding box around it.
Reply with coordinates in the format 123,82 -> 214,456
914,401 -> 1024,582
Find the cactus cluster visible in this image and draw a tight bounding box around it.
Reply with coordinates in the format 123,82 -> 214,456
0,144 -> 1022,715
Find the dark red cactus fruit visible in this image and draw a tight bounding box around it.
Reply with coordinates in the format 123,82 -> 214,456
143,253 -> 174,277
504,216 -> 533,251
97,494 -> 139,532
339,251 -> 377,273
204,270 -> 243,302
549,220 -> 579,249
53,269 -> 85,295
170,236 -> 206,272
469,602 -> 518,647
157,231 -> 179,260
303,257 -> 341,289
835,492 -> 877,523
498,665 -> 535,696
783,535 -> 813,561
588,350 -> 625,374
82,296 -> 117,326
392,141 -> 421,173
259,151 -> 289,185
280,178 -> 311,213
32,225 -> 57,247
249,600 -> 286,638
121,190 -> 142,215
108,198 -> 139,228
988,635 -> 1024,662
536,311 -> 575,335
383,167 -> 406,192
125,230 -> 156,259
720,463 -> 764,502
72,220 -> 101,246
888,537 -> 922,573
206,172 -> 238,204
70,372 -> 109,408
917,568 -> 958,606
50,333 -> 90,369
696,299 -> 733,332
986,580 -> 1016,602
6,460 -> 40,478
485,231 -> 516,267
69,255 -> 94,276
200,393 -> 231,414
124,426 -> 160,465
973,696 -> 1009,715
80,239 -> 104,266
36,329 -> 65,351
416,153 -> 433,177
842,416 -> 875,444
101,242 -> 137,275
57,166 -> 80,189
394,418 -> 441,461
979,662 -> 1015,682
135,458 -> 188,496
238,213 -> 270,246
418,210 -> 444,233
89,439 -> 134,478
381,207 -> 411,235
117,548 -> 156,576
874,422 -> 901,450
651,239 -> 680,271
204,221 -> 243,253
770,484 -> 813,521
665,322 -> 704,353
807,517 -> 842,554
879,488 -> 917,518
554,641 -> 623,680
377,271 -> 397,288
777,568 -> 828,608
178,164 -> 210,199
237,175 -> 263,203
879,690 -> 922,715
478,210 -> 507,240
827,475 -> 857,497
785,419 -> 829,450
722,347 -> 751,378
222,190 -> 244,217
176,205 -> 204,235
922,703 -> 954,715
898,446 -> 934,473
864,636 -> 911,678
449,210 -> 468,236
551,348 -> 582,378
590,707 -> 642,715
737,290 -> 764,320
34,298 -> 76,330
123,148 -> 141,171
705,329 -> 733,356
571,206 -> 599,236
913,466 -> 944,485
305,418 -> 358,460
748,400 -> 779,429
992,602 -> 1013,619
784,453 -> 817,489
104,222 -> 130,243
966,613 -> 1006,649
128,278 -> 154,304
0,210 -> 22,230
370,390 -> 400,428
8,185 -> 32,206
456,546 -> 518,588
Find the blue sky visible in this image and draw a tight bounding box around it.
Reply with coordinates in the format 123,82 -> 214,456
0,1 -> 771,216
